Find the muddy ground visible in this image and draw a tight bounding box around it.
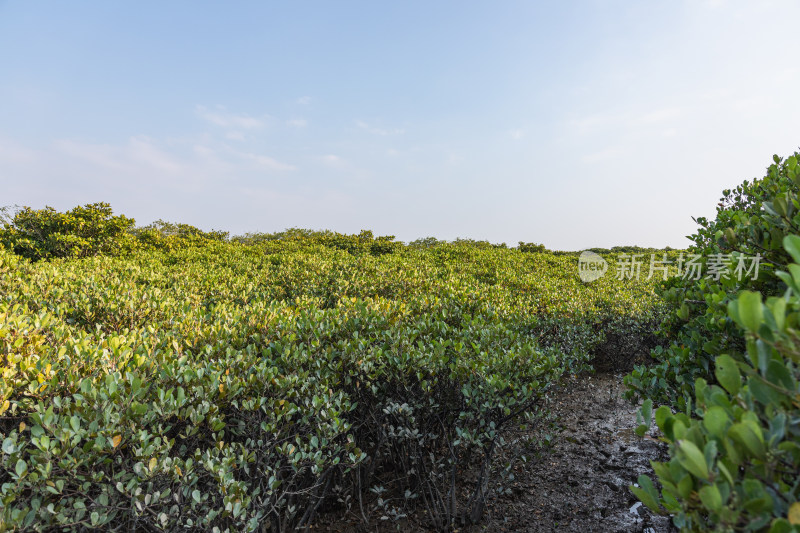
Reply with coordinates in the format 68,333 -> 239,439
317,372 -> 674,532
460,372 -> 673,532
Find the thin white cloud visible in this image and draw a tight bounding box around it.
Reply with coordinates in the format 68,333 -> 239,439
195,105 -> 265,130
321,154 -> 345,167
0,136 -> 37,165
775,67 -> 799,83
566,113 -> 621,135
446,152 -> 462,166
567,106 -> 682,135
581,146 -> 625,163
638,107 -> 682,124
55,139 -> 126,171
191,144 -> 234,174
56,136 -> 184,175
126,136 -> 185,173
47,135 -> 295,201
286,118 -> 307,128
296,96 -> 312,105
509,129 -> 524,140
355,120 -> 404,136
227,148 -> 296,171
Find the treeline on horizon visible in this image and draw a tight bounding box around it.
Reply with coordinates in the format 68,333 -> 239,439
0,203 -> 675,262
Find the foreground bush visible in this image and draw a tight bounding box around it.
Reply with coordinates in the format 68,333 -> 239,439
626,154 -> 798,410
629,152 -> 800,530
1,242 -> 664,531
634,237 -> 800,530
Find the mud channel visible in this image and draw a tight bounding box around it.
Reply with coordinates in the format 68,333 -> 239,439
460,371 -> 674,532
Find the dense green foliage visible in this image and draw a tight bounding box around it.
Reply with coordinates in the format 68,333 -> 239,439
0,235 -> 665,531
131,220 -> 230,248
0,204 -> 136,261
232,229 -> 403,256
629,152 -> 800,531
517,242 -> 548,253
626,155 -> 799,410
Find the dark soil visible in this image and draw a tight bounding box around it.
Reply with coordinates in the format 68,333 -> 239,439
317,372 -> 674,533
460,372 -> 674,533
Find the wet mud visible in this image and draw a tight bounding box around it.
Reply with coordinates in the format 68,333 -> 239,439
462,372 -> 674,532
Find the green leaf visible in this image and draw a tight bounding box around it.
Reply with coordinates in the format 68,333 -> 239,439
695,378 -> 708,407
675,439 -> 709,480
728,422 -> 765,459
715,354 -> 741,396
699,484 -> 723,512
703,440 -> 718,471
677,474 -> 694,498
736,291 -> 763,333
654,405 -> 672,432
702,406 -> 730,438
724,228 -> 737,246
630,474 -> 662,513
784,234 -> 800,264
766,360 -> 793,391
766,297 -> 786,332
774,196 -> 788,217
192,489 -> 201,503
769,518 -> 793,533
2,438 -> 14,454
717,461 -> 734,486
635,399 -> 653,436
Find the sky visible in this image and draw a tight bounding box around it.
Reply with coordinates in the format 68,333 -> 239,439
1,1 -> 799,249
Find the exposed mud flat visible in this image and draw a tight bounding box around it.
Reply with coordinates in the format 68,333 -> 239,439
461,372 -> 674,532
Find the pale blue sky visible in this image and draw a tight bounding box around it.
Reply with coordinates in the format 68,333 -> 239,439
1,1 -> 799,249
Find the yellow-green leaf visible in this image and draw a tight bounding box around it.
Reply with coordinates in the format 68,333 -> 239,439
787,502 -> 800,525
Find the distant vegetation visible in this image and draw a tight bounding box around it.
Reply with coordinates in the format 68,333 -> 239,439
0,203 -> 136,261
0,202 -> 671,261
